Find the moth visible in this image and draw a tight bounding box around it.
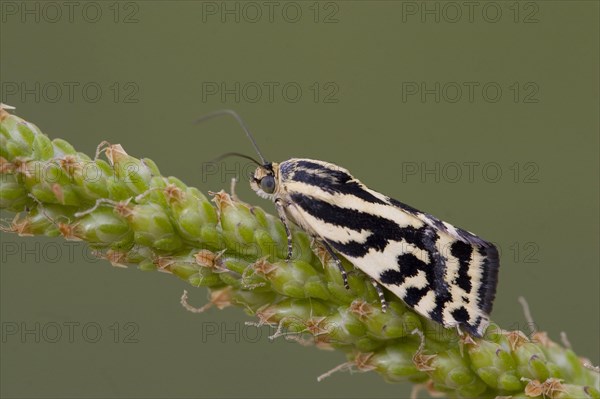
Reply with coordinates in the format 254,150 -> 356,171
198,110 -> 499,337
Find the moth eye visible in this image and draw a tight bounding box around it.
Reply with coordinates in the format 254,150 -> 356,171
260,175 -> 276,194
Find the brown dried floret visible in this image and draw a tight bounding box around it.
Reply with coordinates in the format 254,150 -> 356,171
113,200 -> 134,218
154,255 -> 177,272
210,189 -> 235,210
12,158 -> 33,178
163,183 -> 184,204
305,316 -> 331,337
194,249 -> 225,269
412,329 -> 437,372
57,222 -> 81,241
0,157 -> 14,173
209,286 -> 234,310
523,378 -> 566,398
103,143 -> 128,166
349,299 -> 374,320
0,214 -> 34,236
59,155 -> 81,176
505,329 -> 530,351
252,256 -> 278,276
104,249 -> 129,268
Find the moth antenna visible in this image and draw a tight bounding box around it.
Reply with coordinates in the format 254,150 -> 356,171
195,109 -> 268,165
209,152 -> 262,167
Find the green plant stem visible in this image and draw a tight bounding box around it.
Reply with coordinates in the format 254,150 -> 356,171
1,108 -> 598,399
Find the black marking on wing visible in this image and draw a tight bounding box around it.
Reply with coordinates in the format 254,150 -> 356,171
451,307 -> 470,324
422,226 -> 449,306
379,269 -> 406,286
451,241 -> 473,293
385,196 -> 423,215
282,160 -> 388,205
379,254 -> 430,310
477,245 -> 499,315
379,251 -> 450,326
386,197 -> 491,247
380,253 -> 426,289
292,160 -> 332,171
289,192 -> 427,257
405,287 -> 429,307
380,253 -> 422,286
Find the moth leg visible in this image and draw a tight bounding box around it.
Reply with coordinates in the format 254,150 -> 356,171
370,279 -> 388,313
229,177 -> 239,202
274,199 -> 293,261
320,240 -> 350,290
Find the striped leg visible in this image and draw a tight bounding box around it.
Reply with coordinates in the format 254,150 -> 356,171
320,240 -> 349,290
274,199 -> 293,261
370,278 -> 388,313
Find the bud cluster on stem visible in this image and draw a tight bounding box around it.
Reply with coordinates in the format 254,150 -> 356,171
1,106 -> 598,398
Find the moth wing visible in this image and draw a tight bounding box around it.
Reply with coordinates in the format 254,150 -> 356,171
383,197 -> 500,336
386,196 -> 493,248
278,159 -> 499,337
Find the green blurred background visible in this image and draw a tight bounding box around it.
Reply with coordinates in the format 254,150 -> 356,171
1,1 -> 598,398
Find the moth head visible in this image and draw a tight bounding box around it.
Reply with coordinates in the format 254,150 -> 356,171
250,162 -> 280,199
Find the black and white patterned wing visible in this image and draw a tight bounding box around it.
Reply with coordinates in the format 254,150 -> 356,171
278,158 -> 499,337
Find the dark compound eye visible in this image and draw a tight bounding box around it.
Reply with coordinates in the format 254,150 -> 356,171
260,175 -> 276,194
